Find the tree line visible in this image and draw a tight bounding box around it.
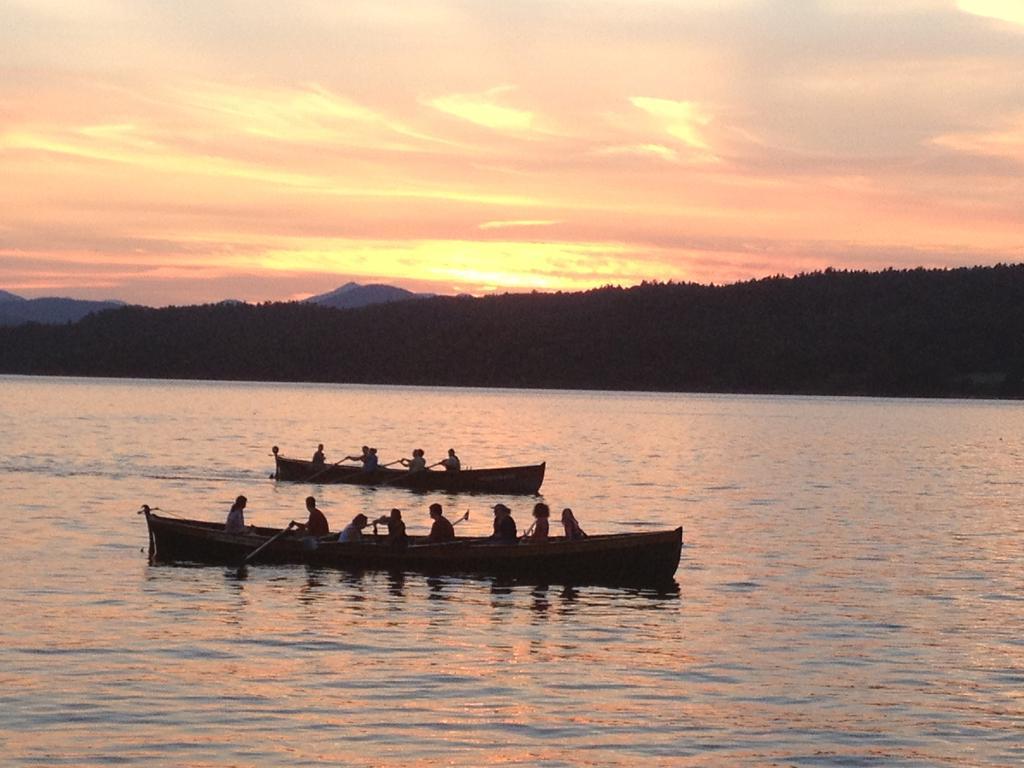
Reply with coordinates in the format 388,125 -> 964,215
2,265 -> 1024,398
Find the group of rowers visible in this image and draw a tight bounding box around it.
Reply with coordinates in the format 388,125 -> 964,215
312,444 -> 461,474
224,495 -> 587,546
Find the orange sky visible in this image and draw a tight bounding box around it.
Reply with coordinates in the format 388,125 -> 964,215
2,0 -> 1022,305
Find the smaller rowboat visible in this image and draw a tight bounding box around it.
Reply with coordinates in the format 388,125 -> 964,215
272,449 -> 545,495
142,509 -> 682,587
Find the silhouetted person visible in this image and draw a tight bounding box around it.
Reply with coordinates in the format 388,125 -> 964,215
561,508 -> 587,540
400,448 -> 426,473
225,495 -> 247,533
295,495 -> 329,537
490,503 -> 517,543
338,513 -> 369,542
523,502 -> 550,542
374,508 -> 407,548
346,446 -> 379,473
427,502 -> 455,543
441,448 -> 461,472
312,444 -> 325,465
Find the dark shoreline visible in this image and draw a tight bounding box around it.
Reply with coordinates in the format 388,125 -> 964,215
3,265 -> 1024,401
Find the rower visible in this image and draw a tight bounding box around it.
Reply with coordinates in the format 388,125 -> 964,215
345,446 -> 379,473
311,444 -> 326,466
440,448 -> 461,472
373,508 -> 408,548
225,495 -> 247,533
427,503 -> 455,542
400,448 -> 427,473
338,513 -> 369,542
522,502 -> 550,542
293,495 -> 330,537
490,503 -> 517,543
561,508 -> 587,540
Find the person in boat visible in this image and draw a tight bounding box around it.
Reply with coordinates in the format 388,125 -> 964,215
345,446 -> 379,473
294,495 -> 330,537
440,448 -> 461,473
427,502 -> 455,543
523,502 -> 550,542
400,448 -> 427,473
225,495 -> 247,533
374,508 -> 408,548
561,508 -> 587,540
338,513 -> 369,542
311,444 -> 326,466
490,503 -> 518,543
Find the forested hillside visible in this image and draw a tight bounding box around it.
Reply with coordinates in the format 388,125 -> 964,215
3,266 -> 1024,398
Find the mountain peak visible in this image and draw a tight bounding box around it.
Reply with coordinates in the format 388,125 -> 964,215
305,282 -> 434,310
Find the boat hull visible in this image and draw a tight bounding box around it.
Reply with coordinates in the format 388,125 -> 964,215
144,512 -> 682,587
273,456 -> 545,495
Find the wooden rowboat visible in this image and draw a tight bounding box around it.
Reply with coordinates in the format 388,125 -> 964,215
142,510 -> 682,587
273,452 -> 546,495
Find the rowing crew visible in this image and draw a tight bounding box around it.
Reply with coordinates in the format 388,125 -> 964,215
311,444 -> 461,474
224,496 -> 586,545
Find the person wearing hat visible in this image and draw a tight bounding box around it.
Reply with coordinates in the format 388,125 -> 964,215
426,502 -> 455,542
490,503 -> 518,543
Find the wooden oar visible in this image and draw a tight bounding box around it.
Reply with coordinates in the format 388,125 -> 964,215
237,521 -> 297,568
453,510 -> 470,525
380,461 -> 444,487
304,458 -> 358,483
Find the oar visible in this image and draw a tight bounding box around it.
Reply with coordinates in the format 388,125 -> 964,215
380,461 -> 444,487
453,509 -> 470,525
304,458 -> 355,483
237,521 -> 297,568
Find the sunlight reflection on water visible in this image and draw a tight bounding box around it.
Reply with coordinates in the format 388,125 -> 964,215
0,377 -> 1022,766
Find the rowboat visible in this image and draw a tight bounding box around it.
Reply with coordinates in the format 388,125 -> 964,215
272,451 -> 546,495
141,509 -> 682,587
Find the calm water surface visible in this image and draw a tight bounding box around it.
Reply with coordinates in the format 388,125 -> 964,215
1,376 -> 1022,766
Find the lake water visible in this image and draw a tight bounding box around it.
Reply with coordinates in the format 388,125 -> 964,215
1,375 -> 1021,766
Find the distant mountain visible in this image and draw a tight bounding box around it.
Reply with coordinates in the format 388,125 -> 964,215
305,282 -> 434,310
0,296 -> 125,326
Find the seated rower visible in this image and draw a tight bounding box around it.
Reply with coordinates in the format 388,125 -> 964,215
225,495 -> 247,533
440,448 -> 461,473
293,495 -> 330,537
345,446 -> 379,473
338,513 -> 369,542
400,448 -> 427,473
490,503 -> 518,544
427,502 -> 455,543
561,508 -> 587,540
523,502 -> 550,542
311,444 -> 326,466
373,508 -> 408,548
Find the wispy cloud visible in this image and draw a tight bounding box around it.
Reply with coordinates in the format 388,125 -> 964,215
428,86 -> 535,132
3,1 -> 1024,303
479,219 -> 560,230
957,0 -> 1024,27
932,113 -> 1024,161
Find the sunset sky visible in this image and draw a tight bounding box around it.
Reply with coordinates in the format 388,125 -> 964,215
2,0 -> 1022,305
